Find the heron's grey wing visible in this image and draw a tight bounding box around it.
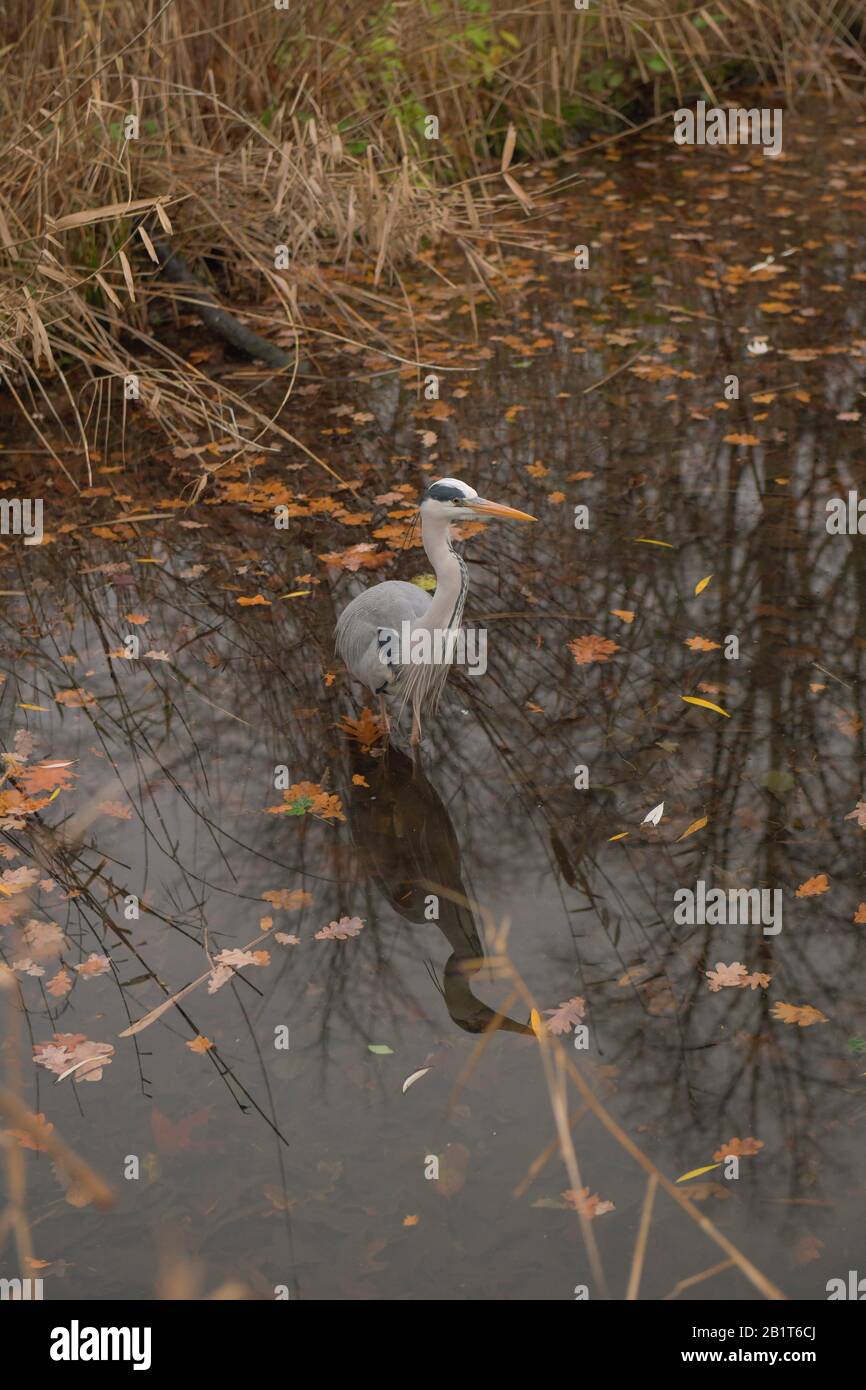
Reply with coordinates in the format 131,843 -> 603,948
336,581 -> 430,690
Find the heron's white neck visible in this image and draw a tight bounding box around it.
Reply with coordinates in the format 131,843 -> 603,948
417,511 -> 468,635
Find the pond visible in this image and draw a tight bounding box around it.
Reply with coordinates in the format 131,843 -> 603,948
2,104 -> 866,1301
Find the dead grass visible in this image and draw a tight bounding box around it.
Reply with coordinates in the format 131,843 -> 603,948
0,0 -> 864,471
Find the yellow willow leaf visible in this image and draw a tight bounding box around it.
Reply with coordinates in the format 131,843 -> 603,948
17,703 -> 49,711
694,574 -> 713,595
682,695 -> 730,718
529,1008 -> 544,1038
277,590 -> 311,600
608,831 -> 629,842
635,537 -> 674,548
676,1162 -> 722,1184
677,814 -> 708,841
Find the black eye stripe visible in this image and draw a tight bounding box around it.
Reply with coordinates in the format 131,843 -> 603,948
426,482 -> 467,501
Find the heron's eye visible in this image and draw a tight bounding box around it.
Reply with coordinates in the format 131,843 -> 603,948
451,498 -> 461,506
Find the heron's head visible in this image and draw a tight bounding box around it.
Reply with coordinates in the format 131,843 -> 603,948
421,477 -> 536,523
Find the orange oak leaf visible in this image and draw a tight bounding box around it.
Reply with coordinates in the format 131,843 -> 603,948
568,635 -> 620,665
706,961 -> 748,992
54,688 -> 96,708
315,916 -> 364,940
3,1112 -> 55,1151
771,1001 -> 828,1027
795,873 -> 830,897
266,782 -> 346,822
17,763 -> 76,795
542,996 -> 586,1034
713,1136 -> 764,1160
261,889 -> 312,911
337,707 -> 386,749
562,1188 -> 615,1218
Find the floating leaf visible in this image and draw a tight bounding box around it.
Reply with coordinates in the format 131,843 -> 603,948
568,635 -> 620,665
543,997 -> 586,1035
635,537 -> 674,548
261,888 -> 312,911
677,814 -> 708,841
694,575 -> 713,595
608,831 -> 629,842
795,873 -> 830,898
713,1137 -> 764,1159
676,1163 -> 722,1183
402,1068 -> 431,1093
368,1044 -> 394,1055
315,916 -> 364,940
771,1001 -> 828,1027
681,695 -> 730,717
706,961 -> 748,992
643,802 -> 664,826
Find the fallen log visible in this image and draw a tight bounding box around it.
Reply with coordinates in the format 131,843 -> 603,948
141,220 -> 298,371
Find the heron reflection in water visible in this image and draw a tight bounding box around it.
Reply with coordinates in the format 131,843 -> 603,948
344,742 -> 532,1037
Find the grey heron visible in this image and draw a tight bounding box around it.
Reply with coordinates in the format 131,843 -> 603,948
335,477 -> 535,743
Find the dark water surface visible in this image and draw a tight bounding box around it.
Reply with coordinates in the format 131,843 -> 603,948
2,107 -> 866,1301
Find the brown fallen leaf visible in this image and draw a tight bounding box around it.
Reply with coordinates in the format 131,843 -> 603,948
314,916 -> 364,940
706,961 -> 748,992
54,688 -> 96,708
45,967 -> 72,998
568,635 -> 620,665
795,873 -> 830,897
74,953 -> 111,978
266,781 -> 346,822
713,1136 -> 764,1160
685,636 -> 721,651
3,1112 -> 55,1152
261,888 -> 313,911
17,763 -> 77,795
337,707 -> 386,749
542,996 -> 586,1035
771,1001 -> 828,1027
33,1033 -> 114,1082
677,814 -> 708,841
562,1187 -> 615,1218
186,1035 -> 214,1054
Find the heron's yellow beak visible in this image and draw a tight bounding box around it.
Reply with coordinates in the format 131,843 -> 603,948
465,498 -> 536,521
